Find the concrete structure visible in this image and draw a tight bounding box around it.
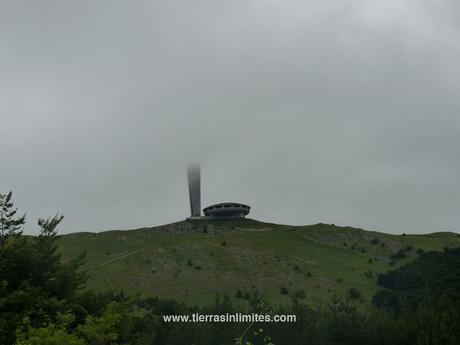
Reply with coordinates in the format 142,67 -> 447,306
187,164 -> 201,218
186,164 -> 251,219
203,203 -> 250,218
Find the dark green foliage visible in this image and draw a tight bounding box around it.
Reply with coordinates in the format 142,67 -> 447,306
235,289 -> 244,299
405,245 -> 413,252
336,277 -> 343,283
348,287 -> 361,300
378,248 -> 460,292
364,270 -> 374,279
0,191 -> 26,247
187,259 -> 193,267
0,207 -> 87,344
280,286 -> 289,295
372,289 -> 400,311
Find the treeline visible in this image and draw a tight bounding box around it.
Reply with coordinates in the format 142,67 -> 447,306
1,191 -> 460,345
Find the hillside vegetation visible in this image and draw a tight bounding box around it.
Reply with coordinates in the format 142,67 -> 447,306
57,218 -> 460,306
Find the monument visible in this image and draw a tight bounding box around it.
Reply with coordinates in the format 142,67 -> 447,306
187,164 -> 251,219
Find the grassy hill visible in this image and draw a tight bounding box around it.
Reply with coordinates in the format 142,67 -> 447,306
57,218 -> 460,307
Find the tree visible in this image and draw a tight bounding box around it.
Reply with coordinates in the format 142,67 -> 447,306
0,201 -> 86,345
0,191 -> 26,247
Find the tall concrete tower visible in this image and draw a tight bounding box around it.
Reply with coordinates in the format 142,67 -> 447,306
187,164 -> 201,218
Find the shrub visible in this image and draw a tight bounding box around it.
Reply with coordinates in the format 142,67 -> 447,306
390,248 -> 407,259
235,290 -> 244,299
364,270 -> 374,279
416,248 -> 425,255
292,289 -> 306,299
405,245 -> 413,252
336,278 -> 344,283
348,287 -> 361,300
372,289 -> 400,311
280,287 -> 289,295
187,259 -> 193,267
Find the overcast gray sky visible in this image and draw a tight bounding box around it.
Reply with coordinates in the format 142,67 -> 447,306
1,0 -> 459,235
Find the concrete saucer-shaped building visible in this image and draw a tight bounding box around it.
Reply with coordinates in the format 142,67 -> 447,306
203,203 -> 250,219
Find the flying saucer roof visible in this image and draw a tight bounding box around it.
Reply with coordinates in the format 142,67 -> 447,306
203,203 -> 250,218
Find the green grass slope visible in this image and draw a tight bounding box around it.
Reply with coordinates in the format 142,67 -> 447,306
57,219 -> 460,306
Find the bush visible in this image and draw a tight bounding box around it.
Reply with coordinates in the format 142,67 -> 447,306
348,287 -> 361,300
390,248 -> 407,260
292,289 -> 306,300
372,289 -> 400,311
280,287 -> 289,295
364,270 -> 374,279
235,290 -> 244,299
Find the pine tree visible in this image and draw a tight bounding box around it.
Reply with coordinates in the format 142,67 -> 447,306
0,191 -> 26,247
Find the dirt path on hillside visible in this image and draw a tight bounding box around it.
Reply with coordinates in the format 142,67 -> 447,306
88,245 -> 153,270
